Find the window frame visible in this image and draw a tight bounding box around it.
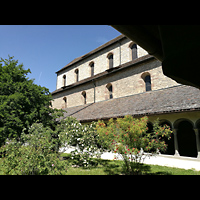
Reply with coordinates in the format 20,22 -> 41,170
75,68 -> 79,82
107,53 -> 114,69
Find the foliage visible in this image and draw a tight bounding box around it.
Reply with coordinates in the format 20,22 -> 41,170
96,115 -> 172,175
62,117 -> 104,168
0,56 -> 64,146
0,123 -> 68,175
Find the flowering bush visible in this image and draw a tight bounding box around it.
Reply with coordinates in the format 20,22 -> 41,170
63,117 -> 104,168
96,115 -> 172,175
0,123 -> 68,175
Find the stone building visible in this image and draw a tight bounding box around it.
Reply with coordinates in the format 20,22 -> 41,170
52,35 -> 200,159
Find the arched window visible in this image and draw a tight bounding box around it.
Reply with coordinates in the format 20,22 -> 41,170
106,83 -> 113,99
142,72 -> 152,92
107,53 -> 113,69
82,91 -> 86,104
129,42 -> 138,60
75,68 -> 79,82
63,97 -> 67,109
63,75 -> 66,87
144,75 -> 151,91
89,62 -> 94,77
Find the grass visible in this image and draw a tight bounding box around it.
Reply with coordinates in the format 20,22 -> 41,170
65,161 -> 200,175
1,152 -> 199,175
61,153 -> 200,175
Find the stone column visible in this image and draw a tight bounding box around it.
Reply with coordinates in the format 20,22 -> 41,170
194,129 -> 200,159
172,129 -> 180,156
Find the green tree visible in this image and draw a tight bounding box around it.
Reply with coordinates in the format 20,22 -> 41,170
0,123 -> 68,175
0,56 -> 63,146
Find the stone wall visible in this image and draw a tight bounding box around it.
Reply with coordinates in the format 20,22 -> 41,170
51,58 -> 179,109
56,37 -> 148,90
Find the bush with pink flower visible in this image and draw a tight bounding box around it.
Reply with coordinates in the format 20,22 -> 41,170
96,115 -> 172,175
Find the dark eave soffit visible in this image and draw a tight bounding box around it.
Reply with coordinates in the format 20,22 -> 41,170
111,25 -> 200,89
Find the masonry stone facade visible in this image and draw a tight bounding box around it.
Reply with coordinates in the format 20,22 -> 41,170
56,37 -> 148,90
52,35 -> 179,110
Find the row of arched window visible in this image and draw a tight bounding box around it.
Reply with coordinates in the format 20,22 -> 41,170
62,42 -> 138,87
62,73 -> 152,108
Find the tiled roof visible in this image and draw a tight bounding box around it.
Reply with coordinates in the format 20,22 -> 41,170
60,85 -> 200,122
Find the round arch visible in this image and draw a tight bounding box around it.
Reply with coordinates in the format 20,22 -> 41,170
81,91 -> 86,96
159,120 -> 175,155
106,83 -> 112,89
89,61 -> 94,66
129,41 -> 137,48
174,118 -> 197,157
173,118 -> 194,129
159,119 -> 172,128
141,71 -> 151,80
107,52 -> 113,58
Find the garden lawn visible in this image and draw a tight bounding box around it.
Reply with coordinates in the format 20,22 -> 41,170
65,161 -> 200,175
61,154 -> 200,175
1,154 -> 200,175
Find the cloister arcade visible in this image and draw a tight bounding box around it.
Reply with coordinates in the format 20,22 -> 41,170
148,113 -> 200,159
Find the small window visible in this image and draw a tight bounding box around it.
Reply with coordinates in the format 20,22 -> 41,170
106,83 -> 113,99
75,69 -> 79,82
82,91 -> 86,104
144,75 -> 151,91
89,62 -> 94,77
63,75 -> 66,87
63,97 -> 67,108
107,53 -> 113,69
131,44 -> 138,60
129,43 -> 138,60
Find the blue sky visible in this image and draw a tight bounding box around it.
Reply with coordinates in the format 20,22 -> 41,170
0,25 -> 121,92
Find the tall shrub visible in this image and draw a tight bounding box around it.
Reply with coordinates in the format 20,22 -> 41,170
63,117 -> 104,168
96,115 -> 172,175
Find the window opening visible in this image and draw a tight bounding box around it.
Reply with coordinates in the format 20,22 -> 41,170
63,75 -> 66,87
106,83 -> 113,99
90,62 -> 94,76
144,75 -> 151,91
130,43 -> 138,60
75,69 -> 79,82
63,97 -> 67,108
108,54 -> 113,69
82,91 -> 86,104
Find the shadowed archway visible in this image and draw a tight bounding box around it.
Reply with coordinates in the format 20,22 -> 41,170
159,120 -> 174,155
175,119 -> 197,158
